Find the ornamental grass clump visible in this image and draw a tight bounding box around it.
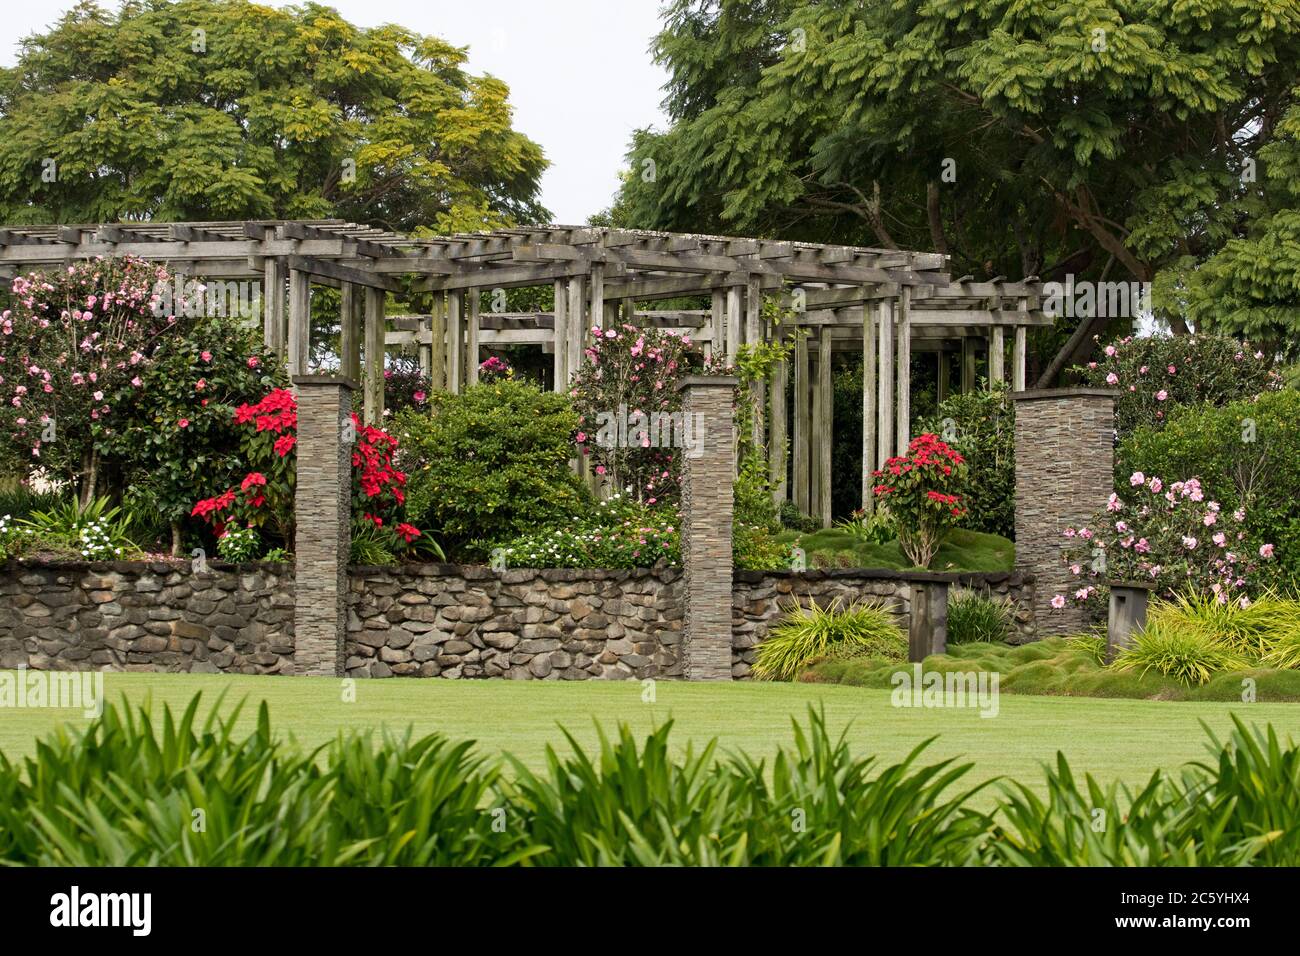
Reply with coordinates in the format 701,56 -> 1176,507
870,433 -> 968,568
947,590 -> 1015,644
1111,620 -> 1249,686
754,598 -> 905,681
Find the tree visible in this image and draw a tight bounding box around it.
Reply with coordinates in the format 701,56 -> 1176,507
612,0 -> 1300,373
0,0 -> 548,231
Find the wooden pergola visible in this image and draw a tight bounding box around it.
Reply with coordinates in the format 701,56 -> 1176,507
0,220 -> 1047,524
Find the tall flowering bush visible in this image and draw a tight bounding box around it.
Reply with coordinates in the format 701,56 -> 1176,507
192,387 -> 417,556
99,316 -> 284,552
0,257 -> 179,500
1075,333 -> 1281,439
871,433 -> 968,568
570,324 -> 702,504
1055,472 -> 1276,612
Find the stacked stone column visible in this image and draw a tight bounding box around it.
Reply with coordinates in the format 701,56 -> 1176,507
1013,387 -> 1116,636
676,376 -> 737,680
292,375 -> 355,676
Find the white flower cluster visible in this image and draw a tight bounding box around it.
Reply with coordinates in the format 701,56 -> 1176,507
77,518 -> 124,560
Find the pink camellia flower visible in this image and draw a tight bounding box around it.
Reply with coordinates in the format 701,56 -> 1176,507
1105,372 -> 1119,385
1063,527 -> 1077,538
1167,365 -> 1176,374
594,465 -> 606,476
1135,538 -> 1151,554
575,431 -> 587,443
1213,532 -> 1227,547
1104,345 -> 1117,356
177,418 -> 190,428
92,390 -> 103,401
413,390 -> 426,403
1129,471 -> 1145,487
195,378 -> 206,391
131,376 -> 142,387
1050,594 -> 1067,610
1156,390 -> 1168,401
1139,365 -> 1148,374
201,350 -> 212,362
1075,587 -> 1093,600
247,356 -> 259,368
1233,508 -> 1246,522
1149,477 -> 1162,493
1203,513 -> 1217,527
1106,493 -> 1122,512
1260,543 -> 1275,559
1239,596 -> 1252,609
1255,350 -> 1264,360
1115,520 -> 1128,533
1070,564 -> 1082,575
1182,536 -> 1198,550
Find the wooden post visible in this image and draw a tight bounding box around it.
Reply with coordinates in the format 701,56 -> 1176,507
908,580 -> 949,662
726,284 -> 743,364
339,281 -> 360,382
552,279 -> 568,390
818,324 -> 833,528
746,276 -> 764,447
567,275 -> 586,379
938,350 -> 951,403
262,258 -> 285,359
466,290 -> 480,386
861,296 -> 877,512
1013,298 -> 1029,391
429,292 -> 446,393
876,299 -> 894,471
769,322 -> 788,505
287,268 -> 310,376
810,342 -> 821,521
989,325 -> 1006,385
363,286 -> 385,426
447,291 -> 463,394
590,262 -> 605,331
961,335 -> 978,393
895,289 -> 911,455
793,328 -> 810,516
710,289 -> 725,359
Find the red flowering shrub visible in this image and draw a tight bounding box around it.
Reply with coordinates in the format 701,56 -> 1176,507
193,386 -> 418,557
871,433 -> 968,568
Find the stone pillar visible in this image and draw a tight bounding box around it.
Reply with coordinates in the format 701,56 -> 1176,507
1013,387 -> 1117,637
292,375 -> 355,677
677,376 -> 737,681
908,579 -> 949,662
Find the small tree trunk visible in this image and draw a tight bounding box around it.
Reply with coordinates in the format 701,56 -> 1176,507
78,450 -> 99,508
171,521 -> 183,558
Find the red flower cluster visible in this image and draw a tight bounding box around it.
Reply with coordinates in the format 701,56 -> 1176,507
867,433 -> 969,567
234,387 -> 297,436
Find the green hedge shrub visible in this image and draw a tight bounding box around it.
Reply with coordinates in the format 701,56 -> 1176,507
392,380 -> 591,559
1119,388 -> 1300,583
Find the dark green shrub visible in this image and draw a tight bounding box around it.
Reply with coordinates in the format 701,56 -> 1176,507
779,500 -> 820,533
1119,388 -> 1300,583
392,380 -> 591,559
917,384 -> 1014,538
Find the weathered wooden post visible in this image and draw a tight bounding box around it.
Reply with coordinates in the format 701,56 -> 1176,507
1106,581 -> 1153,661
677,375 -> 737,680
293,374 -> 355,677
908,577 -> 949,662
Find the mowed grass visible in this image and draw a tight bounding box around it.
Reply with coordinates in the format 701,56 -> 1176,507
2,673 -> 1298,806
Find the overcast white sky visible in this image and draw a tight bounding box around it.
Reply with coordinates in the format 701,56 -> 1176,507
0,0 -> 672,223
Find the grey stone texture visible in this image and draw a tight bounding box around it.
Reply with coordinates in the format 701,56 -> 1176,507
291,375 -> 355,676
2,563 -> 1034,678
677,376 -> 737,681
1012,387 -> 1117,636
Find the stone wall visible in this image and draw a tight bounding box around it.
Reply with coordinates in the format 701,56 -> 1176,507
0,561 -> 293,673
344,566 -> 683,680
2,562 -> 1034,678
731,569 -> 1035,678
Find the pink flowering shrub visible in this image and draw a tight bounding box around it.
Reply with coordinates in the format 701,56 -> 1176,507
1056,472 -> 1276,612
569,324 -> 704,504
871,433 -> 968,568
478,354 -> 512,382
1075,334 -> 1280,439
0,257 -> 179,499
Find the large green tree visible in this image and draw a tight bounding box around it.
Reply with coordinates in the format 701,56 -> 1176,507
0,0 -> 548,231
613,0 -> 1300,371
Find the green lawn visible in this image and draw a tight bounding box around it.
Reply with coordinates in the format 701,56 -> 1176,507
2,673 -> 1297,805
